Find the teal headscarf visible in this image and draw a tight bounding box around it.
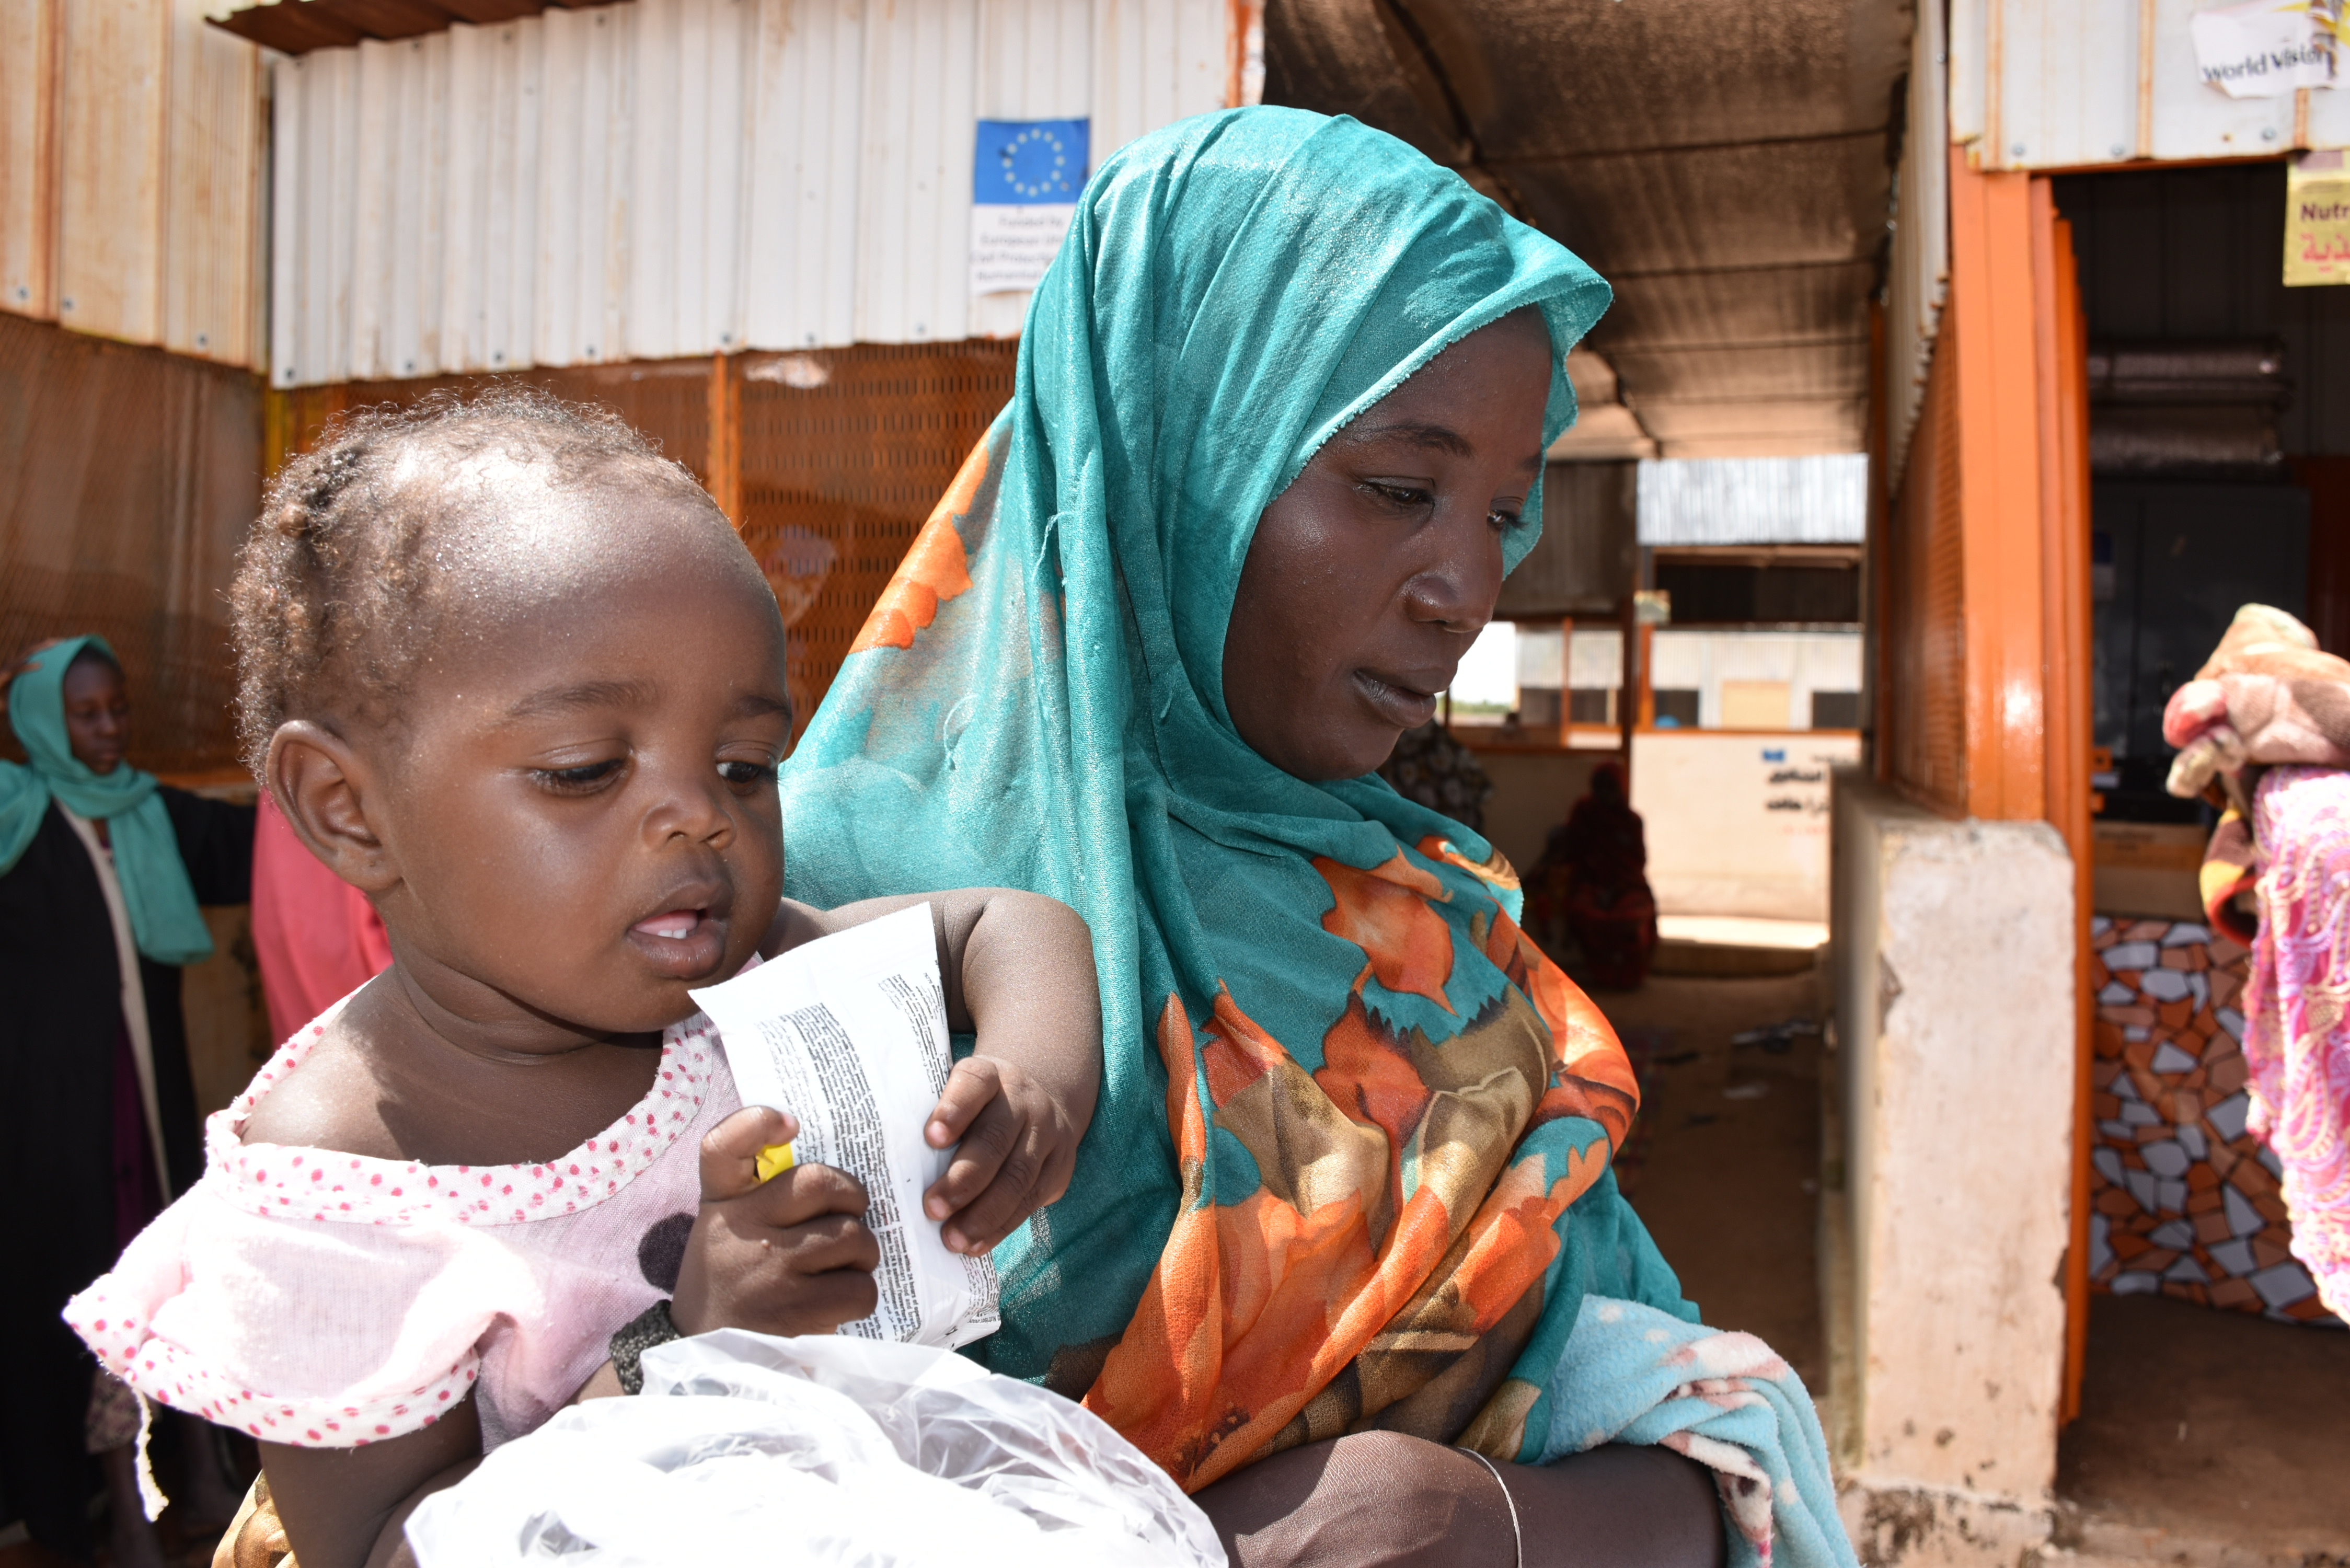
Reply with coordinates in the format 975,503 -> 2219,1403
0,636 -> 214,964
782,108 -> 1694,1484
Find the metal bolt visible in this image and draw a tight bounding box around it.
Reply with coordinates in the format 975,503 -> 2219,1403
60,296 -> 73,310
492,351 -> 505,365
2111,143 -> 2128,158
402,359 -> 415,372
14,284 -> 27,301
196,333 -> 209,349
585,343 -> 598,356
2010,142 -> 2027,158
2263,126 -> 2280,141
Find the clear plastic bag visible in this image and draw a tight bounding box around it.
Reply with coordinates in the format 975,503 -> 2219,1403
404,1330 -> 1225,1567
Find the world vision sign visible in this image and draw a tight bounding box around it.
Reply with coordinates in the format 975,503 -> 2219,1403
2192,0 -> 2340,98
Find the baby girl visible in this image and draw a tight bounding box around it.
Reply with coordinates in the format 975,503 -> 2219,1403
66,390 -> 1102,1568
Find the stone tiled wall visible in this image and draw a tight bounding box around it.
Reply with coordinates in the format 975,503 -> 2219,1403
2087,915 -> 2340,1324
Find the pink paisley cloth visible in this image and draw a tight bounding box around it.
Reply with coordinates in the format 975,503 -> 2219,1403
2241,766 -> 2350,1320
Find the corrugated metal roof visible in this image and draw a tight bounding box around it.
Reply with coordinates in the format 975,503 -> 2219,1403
210,1 -> 614,57
1637,455 -> 1870,545
1263,0 -> 1908,460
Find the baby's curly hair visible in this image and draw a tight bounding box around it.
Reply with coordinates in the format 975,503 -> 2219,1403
231,386 -> 716,776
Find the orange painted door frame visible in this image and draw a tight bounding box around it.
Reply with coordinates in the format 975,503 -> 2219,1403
1942,147 -> 2097,1422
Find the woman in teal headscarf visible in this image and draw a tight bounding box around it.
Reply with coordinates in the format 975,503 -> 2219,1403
1,636 -> 255,1562
782,109 -> 1853,1566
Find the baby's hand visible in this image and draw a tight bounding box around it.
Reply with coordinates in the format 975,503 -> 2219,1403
673,1107 -> 880,1335
921,1055 -> 1085,1255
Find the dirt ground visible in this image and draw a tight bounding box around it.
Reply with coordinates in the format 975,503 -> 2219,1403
1591,959 -> 2350,1564
1592,963 -> 1830,1391
2057,1292 -> 2350,1560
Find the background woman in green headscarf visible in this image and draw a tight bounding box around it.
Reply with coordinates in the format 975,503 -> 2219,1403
782,109 -> 1852,1566
0,636 -> 254,1563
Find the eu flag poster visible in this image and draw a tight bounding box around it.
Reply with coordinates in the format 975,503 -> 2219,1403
970,118 -> 1089,296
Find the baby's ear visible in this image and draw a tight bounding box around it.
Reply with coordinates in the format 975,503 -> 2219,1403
267,720 -> 398,892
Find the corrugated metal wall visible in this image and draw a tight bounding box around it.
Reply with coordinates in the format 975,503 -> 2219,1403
268,0 -> 1235,388
0,313 -> 263,774
0,0 -> 267,372
1878,324 -> 1967,815
1952,0 -> 2350,171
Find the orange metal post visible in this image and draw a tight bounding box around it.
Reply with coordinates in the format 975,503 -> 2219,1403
707,350 -> 742,526
1946,149 -> 2048,825
2032,188 -> 2096,1424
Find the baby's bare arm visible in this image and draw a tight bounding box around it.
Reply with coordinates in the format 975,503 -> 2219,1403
765,889 -> 1102,1251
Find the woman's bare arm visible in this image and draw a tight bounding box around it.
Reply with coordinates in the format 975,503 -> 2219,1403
256,1400 -> 482,1568
1195,1431 -> 1725,1568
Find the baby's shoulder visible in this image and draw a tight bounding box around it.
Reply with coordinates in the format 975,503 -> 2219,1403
236,1014 -> 405,1160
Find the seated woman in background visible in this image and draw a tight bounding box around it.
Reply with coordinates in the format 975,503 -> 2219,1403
0,637 -> 250,1565
782,108 -> 1854,1567
1526,759 -> 1658,991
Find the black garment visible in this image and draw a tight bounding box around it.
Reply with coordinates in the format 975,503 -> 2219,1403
0,788 -> 254,1558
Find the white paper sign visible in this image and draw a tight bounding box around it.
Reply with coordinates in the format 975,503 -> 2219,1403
690,905 -> 1000,1350
970,203 -> 1077,295
2192,0 -> 2338,98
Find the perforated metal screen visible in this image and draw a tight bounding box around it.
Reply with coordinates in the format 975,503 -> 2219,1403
735,342 -> 1019,726
1880,326 -> 1966,816
1,315 -> 263,777
273,341 -> 1020,740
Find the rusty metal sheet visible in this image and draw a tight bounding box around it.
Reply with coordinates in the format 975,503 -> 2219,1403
211,0 -> 606,54
164,0 -> 268,370
1611,338 -> 1871,404
1265,0 -> 1906,456
1593,262 -> 1879,351
1514,137 -> 1892,276
1630,395 -> 1869,455
0,313 -> 263,774
1,0 -> 61,323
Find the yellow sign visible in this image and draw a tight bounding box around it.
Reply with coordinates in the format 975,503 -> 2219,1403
2286,150 -> 2350,286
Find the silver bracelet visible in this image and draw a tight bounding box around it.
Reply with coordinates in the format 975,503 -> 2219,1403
1459,1447 -> 1523,1568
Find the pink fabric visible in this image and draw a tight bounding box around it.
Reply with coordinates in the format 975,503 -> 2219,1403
66,998 -> 740,1450
250,792 -> 393,1044
2244,767 -> 2350,1320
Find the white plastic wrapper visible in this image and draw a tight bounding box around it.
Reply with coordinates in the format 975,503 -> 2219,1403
404,1330 -> 1226,1568
689,904 -> 999,1350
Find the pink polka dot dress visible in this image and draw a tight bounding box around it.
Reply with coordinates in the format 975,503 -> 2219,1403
64,996 -> 740,1451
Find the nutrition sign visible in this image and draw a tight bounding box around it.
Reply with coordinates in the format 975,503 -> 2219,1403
2287,151 -> 2350,286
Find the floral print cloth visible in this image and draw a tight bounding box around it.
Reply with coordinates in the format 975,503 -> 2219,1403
2242,766 -> 2350,1319
1540,1298 -> 1852,1568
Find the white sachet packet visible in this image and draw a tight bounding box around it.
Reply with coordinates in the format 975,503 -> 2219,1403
689,903 -> 999,1350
